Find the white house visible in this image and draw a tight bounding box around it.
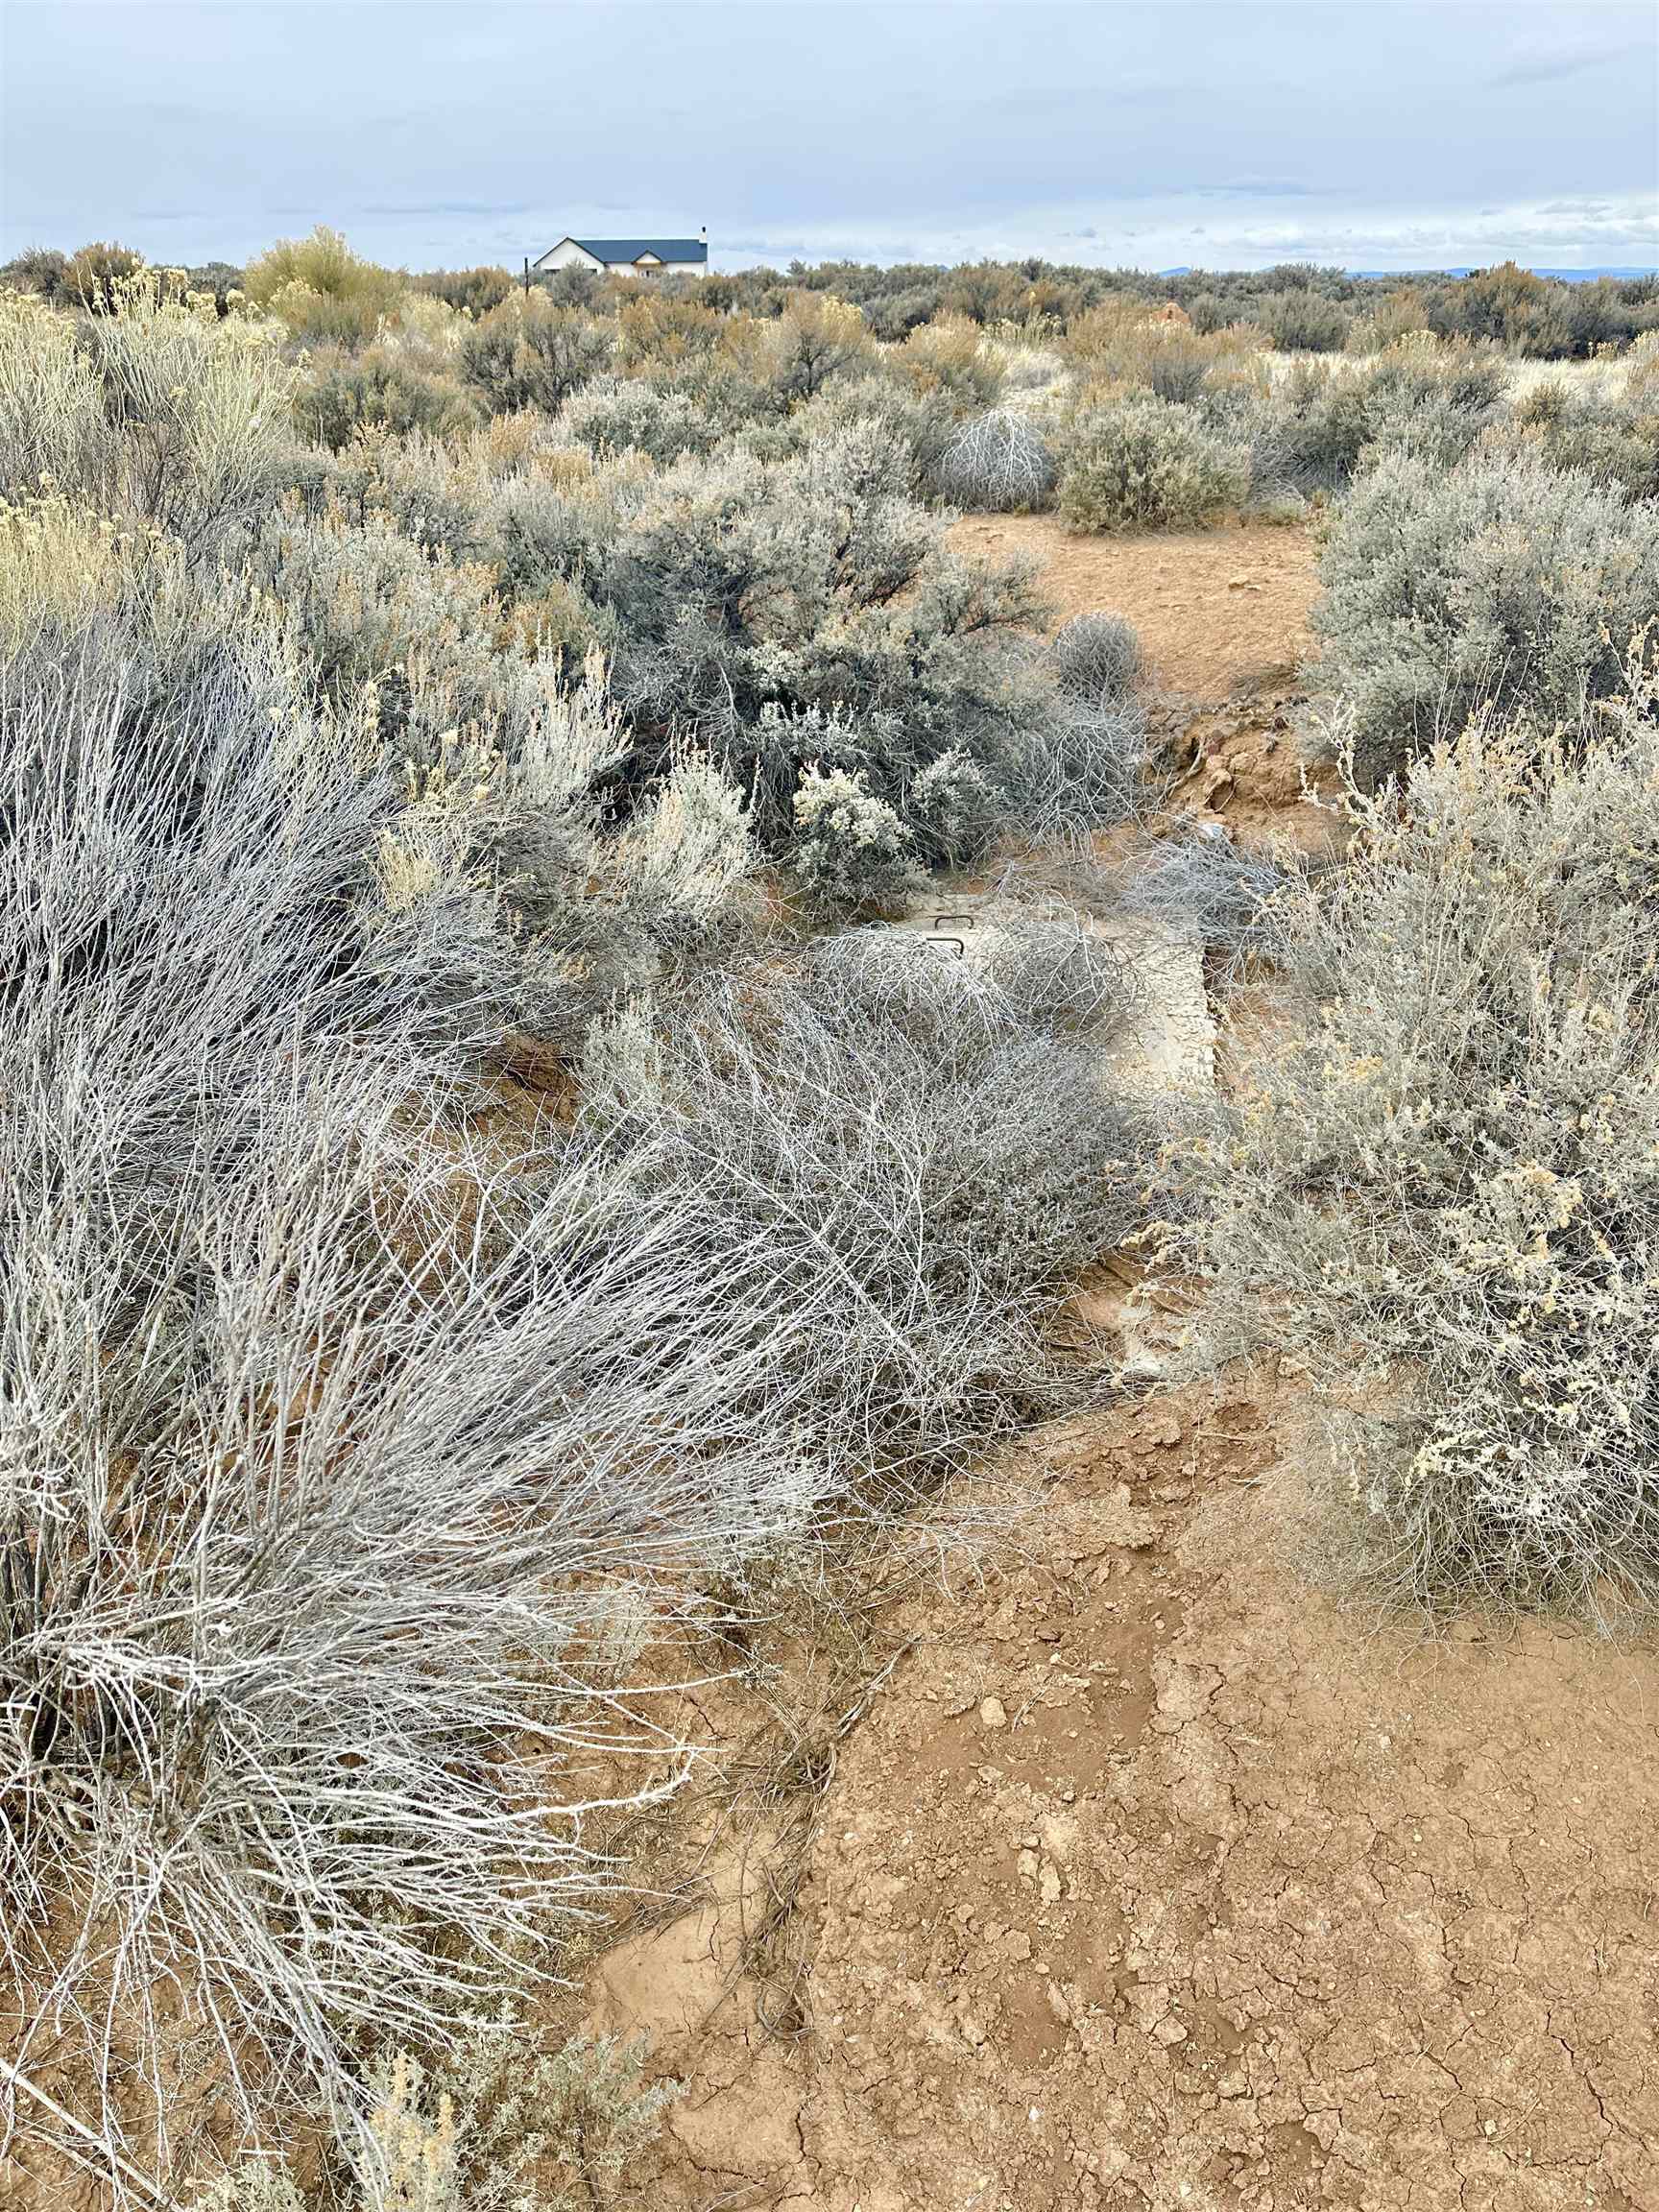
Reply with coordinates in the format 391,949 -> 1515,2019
533,231 -> 709,278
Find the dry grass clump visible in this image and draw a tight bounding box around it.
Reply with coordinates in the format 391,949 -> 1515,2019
1049,611 -> 1143,704
1166,655 -> 1659,1623
574,916 -> 1148,1492
1120,826 -> 1301,961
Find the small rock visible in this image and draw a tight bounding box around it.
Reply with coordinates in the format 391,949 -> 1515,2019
1018,1849 -> 1040,1883
1040,1862 -> 1064,1904
979,1695 -> 1008,1730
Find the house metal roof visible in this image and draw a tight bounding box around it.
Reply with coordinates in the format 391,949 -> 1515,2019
565,236 -> 708,265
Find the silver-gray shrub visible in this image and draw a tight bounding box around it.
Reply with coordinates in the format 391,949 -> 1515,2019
1055,395 -> 1249,534
575,917 -> 1149,1487
558,374 -> 720,464
1008,690 -> 1149,846
1247,346 -> 1504,494
0,590 -> 799,2192
1310,445 -> 1659,785
532,421 -> 1134,861
1120,826 -> 1301,962
458,297 -> 612,415
306,412 -> 1145,865
1488,376 -> 1659,505
792,371 -> 961,496
1049,612 -> 1144,705
790,761 -> 924,917
931,407 -> 1055,512
249,499 -> 761,1043
1163,666 -> 1659,1621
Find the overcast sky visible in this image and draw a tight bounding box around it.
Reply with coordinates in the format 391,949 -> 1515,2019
2,0 -> 1655,274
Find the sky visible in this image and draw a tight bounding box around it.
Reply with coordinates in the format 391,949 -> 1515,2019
2,0 -> 1655,276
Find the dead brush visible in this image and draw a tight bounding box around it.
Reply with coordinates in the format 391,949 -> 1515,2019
931,407 -> 1056,513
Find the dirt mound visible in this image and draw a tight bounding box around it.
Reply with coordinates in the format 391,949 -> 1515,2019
1158,693 -> 1341,856
948,517 -> 1321,706
585,1378 -> 1659,2210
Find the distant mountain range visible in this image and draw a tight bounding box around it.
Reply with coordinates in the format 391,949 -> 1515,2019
1156,265 -> 1655,283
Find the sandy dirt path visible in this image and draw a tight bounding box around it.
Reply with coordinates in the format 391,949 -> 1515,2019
948,516 -> 1322,705
582,1379 -> 1659,2211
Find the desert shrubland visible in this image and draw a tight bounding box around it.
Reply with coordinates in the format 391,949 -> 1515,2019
1165,659 -> 1659,1622
10,228 -> 1659,2202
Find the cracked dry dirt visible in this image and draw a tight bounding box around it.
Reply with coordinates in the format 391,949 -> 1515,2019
578,1380 -> 1659,2211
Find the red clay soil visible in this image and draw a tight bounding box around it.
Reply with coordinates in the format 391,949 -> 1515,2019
948,516 -> 1322,706
579,1374 -> 1659,2211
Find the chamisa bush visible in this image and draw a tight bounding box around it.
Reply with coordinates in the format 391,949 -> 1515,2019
1057,394 -> 1249,533
1310,445 -> 1659,784
243,225 -> 407,346
1164,657 -> 1659,1623
1064,297 -> 1263,403
62,236 -> 144,309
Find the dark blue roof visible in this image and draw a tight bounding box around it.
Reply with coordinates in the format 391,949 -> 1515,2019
569,236 -> 708,265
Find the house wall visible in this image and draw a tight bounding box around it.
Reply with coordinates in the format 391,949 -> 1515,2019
531,241 -> 708,278
533,241 -> 607,274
